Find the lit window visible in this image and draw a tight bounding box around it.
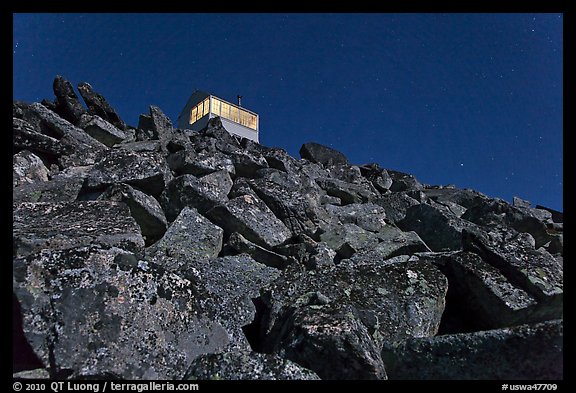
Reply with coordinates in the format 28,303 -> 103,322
202,98 -> 210,117
211,98 -> 221,116
190,106 -> 198,124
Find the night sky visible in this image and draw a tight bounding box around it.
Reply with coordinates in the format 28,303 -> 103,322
13,13 -> 563,211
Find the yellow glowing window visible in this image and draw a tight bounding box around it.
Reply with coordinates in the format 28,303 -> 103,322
189,106 -> 198,124
211,98 -> 221,116
239,110 -> 257,130
202,98 -> 210,117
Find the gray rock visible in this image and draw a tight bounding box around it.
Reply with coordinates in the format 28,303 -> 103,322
315,177 -> 378,205
13,176 -> 84,203
81,115 -> 127,147
381,319 -> 563,380
13,246 -> 231,379
437,251 -> 551,329
159,174 -> 230,222
85,149 -> 172,198
319,223 -> 379,259
462,198 -> 552,248
249,169 -> 324,237
462,227 -> 562,320
167,149 -> 235,177
428,198 -> 467,217
299,142 -> 349,166
388,170 -> 423,192
206,194 -> 292,249
320,194 -> 341,205
13,201 -> 145,257
325,203 -> 388,233
513,196 -> 532,208
227,232 -> 294,269
422,187 -> 487,208
13,118 -> 68,163
348,226 -> 430,264
147,207 -> 223,270
13,150 -> 49,188
198,170 -> 233,197
373,192 -> 420,223
262,147 -> 301,173
179,254 -> 281,350
535,204 -> 563,223
185,351 -> 320,380
230,151 -> 269,178
100,183 -> 168,245
259,261 -> 448,379
52,75 -> 87,125
398,203 -> 481,251
359,163 -> 393,192
77,82 -> 127,130
116,140 -> 162,153
12,368 -> 50,379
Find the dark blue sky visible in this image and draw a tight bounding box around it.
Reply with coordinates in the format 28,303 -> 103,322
13,13 -> 563,211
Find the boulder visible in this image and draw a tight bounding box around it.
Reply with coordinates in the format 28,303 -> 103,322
84,149 -> 172,198
81,115 -> 127,147
206,194 -> 292,249
227,232 -> 294,270
99,183 -> 168,245
422,187 -> 486,208
398,203 -> 481,251
258,261 -> 448,379
387,170 -> 423,192
381,319 -> 563,380
462,227 -> 562,320
52,75 -> 87,125
13,150 -> 49,188
299,142 -> 349,167
167,149 -> 235,177
315,177 -> 378,205
184,351 -> 320,380
13,246 -> 231,379
373,192 -> 420,223
324,203 -> 387,233
13,201 -> 145,257
347,226 -> 430,264
513,196 -> 532,208
77,82 -> 127,130
319,223 -> 379,259
13,176 -> 84,204
13,118 -> 68,164
249,169 -> 324,237
159,173 -> 231,222
230,151 -> 269,178
146,207 -> 223,271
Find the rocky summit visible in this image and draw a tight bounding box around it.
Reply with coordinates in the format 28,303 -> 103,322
13,76 -> 563,380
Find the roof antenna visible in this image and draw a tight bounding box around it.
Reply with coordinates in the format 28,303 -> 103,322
237,95 -> 242,107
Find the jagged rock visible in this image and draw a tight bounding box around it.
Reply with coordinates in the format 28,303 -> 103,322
13,118 -> 68,164
513,196 -> 532,208
178,254 -> 280,350
299,142 -> 349,166
206,194 -> 292,249
13,246 -> 231,379
536,204 -> 563,223
428,198 -> 467,217
81,115 -> 127,147
398,203 -> 481,251
347,226 -> 430,265
422,187 -> 486,208
228,177 -> 257,199
14,176 -> 84,204
116,140 -> 162,153
262,147 -> 300,173
167,149 -> 235,177
274,235 -> 336,270
85,149 -> 172,198
159,174 -> 230,222
381,319 -> 563,380
319,223 -> 379,259
198,170 -> 233,196
147,207 -> 223,270
432,251 -> 545,329
462,227 -> 562,321
227,232 -> 294,269
184,351 -> 320,380
359,163 -> 393,192
249,169 -> 324,237
52,76 -> 87,125
546,233 -> 563,255
230,151 -> 269,178
99,183 -> 168,245
462,198 -> 552,248
13,150 -> 49,188
325,203 -> 387,233
388,170 -> 423,192
315,177 -> 377,205
77,82 -> 127,130
13,369 -> 50,379
373,192 -> 420,223
258,261 -> 448,379
13,201 -> 145,257
320,194 -> 341,205
18,104 -> 108,168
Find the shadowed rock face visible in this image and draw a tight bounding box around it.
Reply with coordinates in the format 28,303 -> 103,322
12,76 -> 563,380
